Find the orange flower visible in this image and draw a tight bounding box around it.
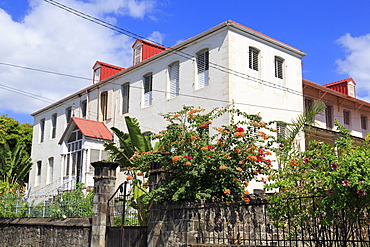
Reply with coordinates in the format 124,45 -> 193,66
253,170 -> 259,175
247,155 -> 257,161
200,146 -> 208,150
234,132 -> 244,138
288,160 -> 298,166
224,189 -> 231,194
234,148 -> 242,154
137,171 -> 144,176
246,146 -> 256,152
223,130 -> 230,134
199,123 -> 208,127
155,133 -> 163,137
190,136 -> 198,140
264,150 -> 272,155
219,165 -> 227,170
293,122 -> 300,126
187,109 -> 198,115
185,161 -> 191,165
244,198 -> 251,204
173,114 -> 180,118
232,178 -> 239,183
236,167 -> 243,172
126,175 -> 133,180
172,156 -> 181,162
238,160 -> 245,165
244,190 -> 250,195
207,120 -> 213,124
244,181 -> 249,187
259,132 -> 269,139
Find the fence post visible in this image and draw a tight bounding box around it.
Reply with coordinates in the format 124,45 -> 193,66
90,161 -> 119,247
147,162 -> 165,247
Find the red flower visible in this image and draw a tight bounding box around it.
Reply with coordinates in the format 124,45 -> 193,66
234,127 -> 244,132
184,156 -> 193,160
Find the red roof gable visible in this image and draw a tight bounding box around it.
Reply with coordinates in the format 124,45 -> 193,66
59,117 -> 113,144
323,78 -> 356,97
132,39 -> 167,64
93,61 -> 125,82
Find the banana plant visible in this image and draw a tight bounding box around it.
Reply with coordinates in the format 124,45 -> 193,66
0,141 -> 33,193
104,116 -> 152,167
104,116 -> 152,225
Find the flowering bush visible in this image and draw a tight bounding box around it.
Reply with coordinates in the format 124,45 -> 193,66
131,105 -> 276,202
266,121 -> 370,236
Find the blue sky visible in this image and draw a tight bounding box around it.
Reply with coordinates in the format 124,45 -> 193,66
1,0 -> 370,124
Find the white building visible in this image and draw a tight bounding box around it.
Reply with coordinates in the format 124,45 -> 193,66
28,20 -> 307,201
303,78 -> 370,146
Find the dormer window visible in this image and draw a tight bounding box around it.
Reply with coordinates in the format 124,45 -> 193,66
134,44 -> 142,65
93,67 -> 101,84
348,82 -> 355,97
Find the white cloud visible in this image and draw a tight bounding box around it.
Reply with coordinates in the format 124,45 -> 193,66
0,0 -> 156,114
148,31 -> 166,44
336,33 -> 370,100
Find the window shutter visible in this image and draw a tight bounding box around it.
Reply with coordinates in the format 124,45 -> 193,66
249,48 -> 259,71
144,74 -> 153,107
275,57 -> 284,79
277,123 -> 287,140
122,84 -> 130,114
197,50 -> 209,88
134,45 -> 142,65
169,62 -> 179,98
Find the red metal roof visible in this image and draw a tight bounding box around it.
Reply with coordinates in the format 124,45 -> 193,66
132,39 -> 167,63
323,78 -> 356,96
323,78 -> 356,87
73,117 -> 113,140
303,78 -> 367,106
93,61 -> 125,82
59,117 -> 113,144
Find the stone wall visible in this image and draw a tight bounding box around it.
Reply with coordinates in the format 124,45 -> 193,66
0,218 -> 91,247
148,199 -> 277,247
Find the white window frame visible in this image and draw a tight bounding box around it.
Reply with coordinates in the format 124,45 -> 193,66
249,47 -> 259,71
168,61 -> 180,99
325,105 -> 334,129
81,100 -> 87,119
134,43 -> 142,65
35,161 -> 42,186
51,114 -> 57,139
40,119 -> 45,143
343,110 -> 351,129
66,107 -> 72,123
196,49 -> 209,89
47,157 -> 54,184
122,83 -> 130,114
93,67 -> 101,84
100,91 -> 108,121
143,73 -> 153,107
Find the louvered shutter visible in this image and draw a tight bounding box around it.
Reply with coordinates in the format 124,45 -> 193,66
122,84 -> 130,114
197,50 -> 209,88
144,74 -> 152,107
277,123 -> 286,140
275,57 -> 284,79
169,62 -> 179,98
249,48 -> 259,71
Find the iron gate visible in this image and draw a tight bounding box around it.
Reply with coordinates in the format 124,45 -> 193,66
106,181 -> 147,247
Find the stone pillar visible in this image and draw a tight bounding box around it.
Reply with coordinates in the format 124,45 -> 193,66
90,161 -> 119,247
